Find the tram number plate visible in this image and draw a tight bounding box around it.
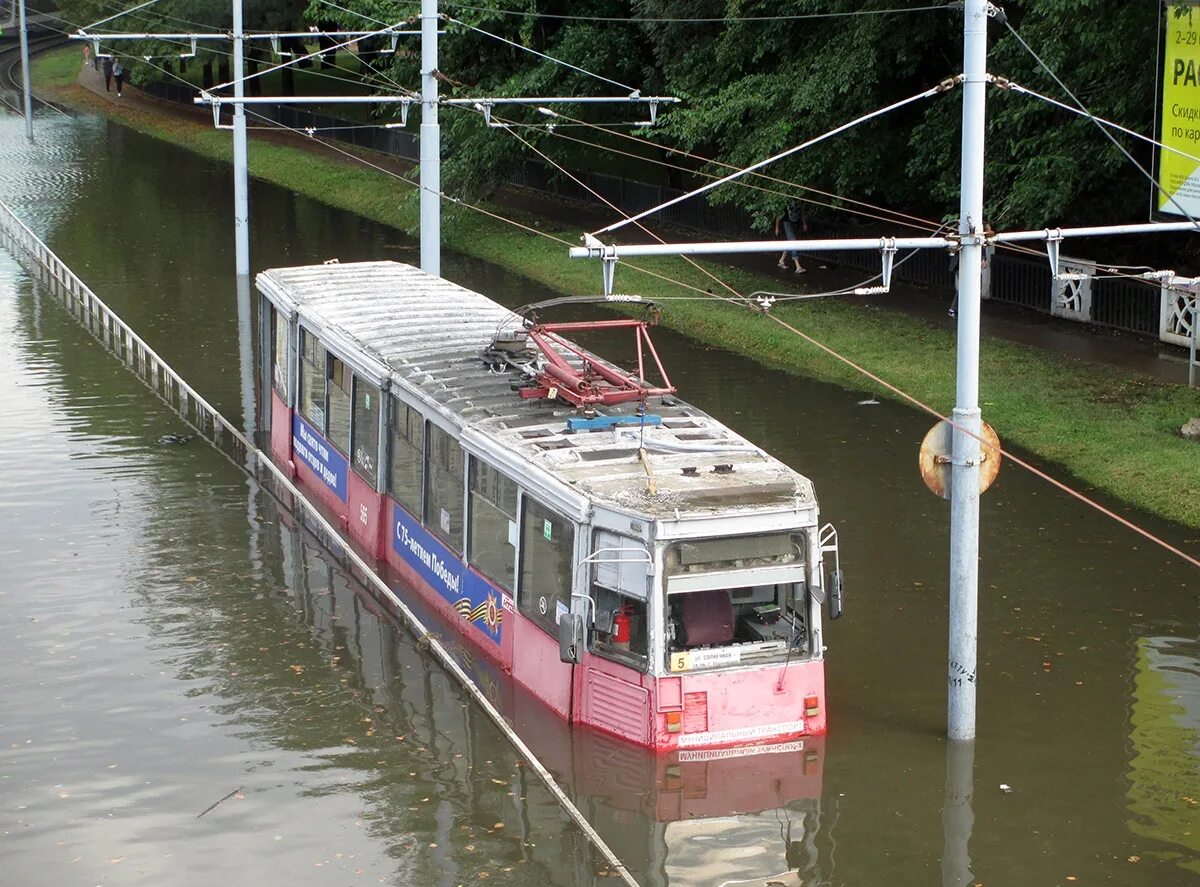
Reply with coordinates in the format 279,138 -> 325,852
670,648 -> 741,672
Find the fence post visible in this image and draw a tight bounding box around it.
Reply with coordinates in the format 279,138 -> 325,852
1160,276 -> 1200,348
1051,256 -> 1094,323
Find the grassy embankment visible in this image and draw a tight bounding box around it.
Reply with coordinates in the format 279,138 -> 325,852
31,47 -> 1200,532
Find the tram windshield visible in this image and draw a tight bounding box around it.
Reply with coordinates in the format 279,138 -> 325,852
663,532 -> 813,671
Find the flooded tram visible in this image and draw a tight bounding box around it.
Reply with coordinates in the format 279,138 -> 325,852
255,260 -> 843,751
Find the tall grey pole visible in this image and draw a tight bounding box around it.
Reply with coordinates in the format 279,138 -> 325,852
420,0 -> 440,277
232,0 -> 250,275
18,0 -> 33,141
235,274 -> 263,579
948,0 -> 988,740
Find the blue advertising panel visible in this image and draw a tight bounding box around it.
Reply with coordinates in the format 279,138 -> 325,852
292,413 -> 348,501
392,502 -> 503,646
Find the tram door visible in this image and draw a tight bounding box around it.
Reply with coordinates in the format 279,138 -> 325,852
513,495 -> 577,719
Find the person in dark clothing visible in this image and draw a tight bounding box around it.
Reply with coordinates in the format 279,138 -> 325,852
774,198 -> 808,274
113,59 -> 125,97
102,57 -> 113,92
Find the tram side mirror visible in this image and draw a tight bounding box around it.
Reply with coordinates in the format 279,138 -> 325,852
558,613 -> 584,664
827,570 -> 844,620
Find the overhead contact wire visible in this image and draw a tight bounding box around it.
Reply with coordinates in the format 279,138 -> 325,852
65,9 -> 1196,569
592,81 -> 955,237
488,110 -> 748,305
428,1 -> 956,24
1002,18 -> 1200,228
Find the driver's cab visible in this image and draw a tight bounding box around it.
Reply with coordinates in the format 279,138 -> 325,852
661,530 -> 818,673
565,512 -> 841,679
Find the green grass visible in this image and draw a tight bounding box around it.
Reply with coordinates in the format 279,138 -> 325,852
31,46 -> 1200,532
30,45 -> 86,88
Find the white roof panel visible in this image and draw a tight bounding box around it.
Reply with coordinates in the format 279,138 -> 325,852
257,261 -> 817,519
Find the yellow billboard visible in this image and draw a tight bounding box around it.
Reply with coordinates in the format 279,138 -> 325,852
1159,4 -> 1200,216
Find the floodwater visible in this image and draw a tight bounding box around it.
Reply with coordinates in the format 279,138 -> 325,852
1,105 -> 1198,887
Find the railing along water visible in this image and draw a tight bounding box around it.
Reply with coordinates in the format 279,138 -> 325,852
0,200 -> 640,887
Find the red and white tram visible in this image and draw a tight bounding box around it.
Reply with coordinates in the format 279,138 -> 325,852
256,260 -> 843,751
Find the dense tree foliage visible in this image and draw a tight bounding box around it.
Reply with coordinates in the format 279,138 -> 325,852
60,0 -> 1172,233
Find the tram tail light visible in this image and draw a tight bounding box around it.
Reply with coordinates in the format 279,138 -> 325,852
804,694 -> 820,717
665,711 -> 682,733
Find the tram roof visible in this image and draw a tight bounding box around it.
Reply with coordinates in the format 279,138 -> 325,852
257,261 -> 816,520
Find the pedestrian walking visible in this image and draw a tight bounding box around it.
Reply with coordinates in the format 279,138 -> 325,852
102,56 -> 113,92
113,59 -> 125,97
83,43 -> 91,69
774,198 -> 808,274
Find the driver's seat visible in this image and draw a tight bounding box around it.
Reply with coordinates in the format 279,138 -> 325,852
677,590 -> 734,647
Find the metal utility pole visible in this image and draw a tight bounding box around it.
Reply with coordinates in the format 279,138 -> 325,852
232,0 -> 249,275
18,0 -> 33,141
420,0 -> 440,276
947,0 -> 988,741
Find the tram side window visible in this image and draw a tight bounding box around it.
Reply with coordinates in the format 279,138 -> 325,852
298,329 -> 326,429
425,424 -> 465,551
468,459 -> 518,592
327,357 -> 352,454
351,378 -> 380,486
590,587 -> 648,668
519,498 -> 575,637
270,307 -> 288,399
388,397 -> 424,515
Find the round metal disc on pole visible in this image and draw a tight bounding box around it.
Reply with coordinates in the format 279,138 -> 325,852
919,419 -> 1001,500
